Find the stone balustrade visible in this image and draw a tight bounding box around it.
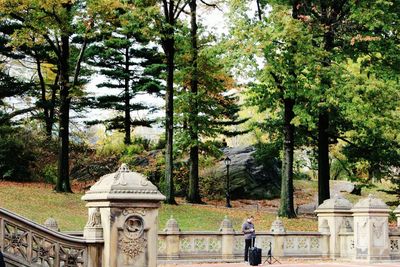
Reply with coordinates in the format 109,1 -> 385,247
1,165 -> 400,266
158,216 -> 330,261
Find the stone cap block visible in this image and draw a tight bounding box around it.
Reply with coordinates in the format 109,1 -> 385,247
82,164 -> 166,202
352,194 -> 390,213
315,194 -> 353,213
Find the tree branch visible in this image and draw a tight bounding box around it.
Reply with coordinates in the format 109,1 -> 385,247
200,0 -> 222,11
0,107 -> 37,124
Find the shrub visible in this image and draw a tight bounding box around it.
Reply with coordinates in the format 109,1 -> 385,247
0,126 -> 34,181
41,164 -> 58,184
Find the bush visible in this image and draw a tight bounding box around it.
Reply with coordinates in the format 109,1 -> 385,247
41,164 -> 58,184
0,126 -> 35,181
95,131 -> 125,157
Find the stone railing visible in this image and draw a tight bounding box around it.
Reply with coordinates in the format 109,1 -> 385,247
389,231 -> 400,260
0,208 -> 102,267
2,164 -> 400,266
157,216 -> 330,261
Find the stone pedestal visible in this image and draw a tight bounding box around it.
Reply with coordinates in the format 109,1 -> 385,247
82,164 -> 165,267
394,205 -> 400,228
315,194 -> 353,259
352,194 -> 390,262
219,216 -> 235,260
164,216 -> 180,260
270,217 -> 285,257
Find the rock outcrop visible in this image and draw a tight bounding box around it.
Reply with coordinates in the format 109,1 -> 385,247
204,146 -> 281,200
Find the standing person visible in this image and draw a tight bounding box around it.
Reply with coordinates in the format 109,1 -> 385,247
242,215 -> 256,263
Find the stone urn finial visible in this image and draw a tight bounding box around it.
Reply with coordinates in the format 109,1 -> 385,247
270,217 -> 286,234
43,217 -> 59,232
219,215 -> 234,233
164,215 -> 180,233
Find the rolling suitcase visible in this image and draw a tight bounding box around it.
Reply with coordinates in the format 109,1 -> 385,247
248,239 -> 262,266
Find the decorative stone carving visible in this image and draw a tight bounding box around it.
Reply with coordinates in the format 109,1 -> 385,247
82,163 -> 165,201
219,215 -> 233,232
339,218 -> 353,233
164,215 -> 180,233
43,217 -> 59,232
119,235 -> 147,260
122,208 -> 146,217
119,215 -> 147,260
82,163 -> 165,267
270,217 -> 286,234
86,208 -> 102,228
352,195 -> 390,262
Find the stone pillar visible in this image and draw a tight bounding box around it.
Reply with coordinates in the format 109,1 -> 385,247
352,194 -> 390,262
219,216 -> 234,260
269,217 -> 285,257
82,164 -> 166,267
319,220 -> 330,257
164,216 -> 180,260
314,194 -> 353,259
394,205 -> 400,228
84,207 -> 104,267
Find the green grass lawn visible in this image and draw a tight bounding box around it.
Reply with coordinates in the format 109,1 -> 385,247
1,180 -> 395,232
0,182 -> 318,232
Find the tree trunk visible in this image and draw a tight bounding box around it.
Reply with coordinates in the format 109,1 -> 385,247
279,98 -> 296,218
35,57 -> 52,138
164,39 -> 176,204
56,32 -> 72,193
317,6 -> 334,204
318,111 -> 330,204
187,0 -> 201,203
124,44 -> 131,145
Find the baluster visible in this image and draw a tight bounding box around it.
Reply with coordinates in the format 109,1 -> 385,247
0,218 -> 4,252
27,230 -> 32,263
54,242 -> 60,266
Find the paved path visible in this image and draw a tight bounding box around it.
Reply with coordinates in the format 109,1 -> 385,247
159,261 -> 400,267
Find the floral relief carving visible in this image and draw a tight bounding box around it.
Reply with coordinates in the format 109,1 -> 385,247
118,215 -> 147,260
122,208 -> 146,217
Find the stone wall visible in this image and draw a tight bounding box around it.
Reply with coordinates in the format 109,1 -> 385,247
2,165 -> 400,267
157,216 -> 329,261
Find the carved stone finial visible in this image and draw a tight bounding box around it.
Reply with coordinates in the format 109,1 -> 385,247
86,208 -> 102,228
84,208 -> 104,241
118,163 -> 130,172
164,215 -> 180,232
270,217 -> 286,234
219,215 -> 234,232
44,217 -> 59,232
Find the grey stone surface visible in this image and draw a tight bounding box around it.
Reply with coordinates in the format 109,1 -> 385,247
207,146 -> 281,200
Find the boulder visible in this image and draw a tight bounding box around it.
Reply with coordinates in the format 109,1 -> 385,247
204,146 -> 281,200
